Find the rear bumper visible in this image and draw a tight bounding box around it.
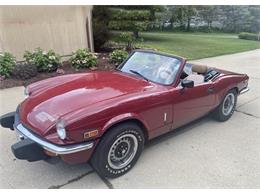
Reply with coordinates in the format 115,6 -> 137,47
240,87 -> 249,95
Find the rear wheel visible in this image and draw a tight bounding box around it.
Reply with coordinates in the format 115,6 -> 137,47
212,89 -> 237,121
91,122 -> 145,178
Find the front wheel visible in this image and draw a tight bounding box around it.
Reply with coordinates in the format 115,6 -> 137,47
212,89 -> 237,121
90,122 -> 145,178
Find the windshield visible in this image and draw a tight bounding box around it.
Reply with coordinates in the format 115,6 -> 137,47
120,51 -> 182,85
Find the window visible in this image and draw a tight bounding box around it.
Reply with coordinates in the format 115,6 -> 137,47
120,52 -> 182,85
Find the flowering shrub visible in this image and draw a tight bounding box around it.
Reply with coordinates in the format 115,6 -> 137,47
69,49 -> 97,70
24,48 -> 60,72
0,52 -> 16,78
109,49 -> 128,65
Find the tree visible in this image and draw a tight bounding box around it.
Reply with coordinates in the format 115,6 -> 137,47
154,6 -> 174,30
197,6 -> 220,30
185,6 -> 197,31
92,6 -> 111,51
166,6 -> 196,31
174,6 -> 187,30
248,5 -> 260,34
220,5 -> 251,33
108,6 -> 163,38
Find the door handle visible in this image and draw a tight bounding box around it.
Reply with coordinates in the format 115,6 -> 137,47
207,87 -> 214,93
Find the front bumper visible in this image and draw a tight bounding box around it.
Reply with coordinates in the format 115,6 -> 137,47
11,138 -> 49,162
1,110 -> 95,163
14,123 -> 94,155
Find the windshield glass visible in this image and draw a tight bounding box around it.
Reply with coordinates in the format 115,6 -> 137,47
120,51 -> 182,85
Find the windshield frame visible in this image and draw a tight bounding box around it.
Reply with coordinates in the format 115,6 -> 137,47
117,49 -> 186,86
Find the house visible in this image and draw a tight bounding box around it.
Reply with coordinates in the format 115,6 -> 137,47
0,5 -> 94,61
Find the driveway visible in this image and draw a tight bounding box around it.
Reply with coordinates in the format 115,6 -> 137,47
0,49 -> 260,188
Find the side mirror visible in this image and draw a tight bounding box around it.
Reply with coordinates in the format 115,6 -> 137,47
181,80 -> 194,88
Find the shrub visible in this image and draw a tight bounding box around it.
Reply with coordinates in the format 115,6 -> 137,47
109,49 -> 128,65
119,32 -> 136,51
101,41 -> 125,52
111,32 -> 144,51
12,62 -> 37,80
238,32 -> 260,41
69,49 -> 97,70
0,52 -> 16,78
24,48 -> 61,72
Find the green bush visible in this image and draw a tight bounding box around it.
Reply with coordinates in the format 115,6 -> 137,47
0,52 -> 16,78
69,49 -> 97,70
12,62 -> 37,80
238,32 -> 260,41
102,41 -> 125,51
109,49 -> 128,65
119,32 -> 136,51
24,48 -> 61,72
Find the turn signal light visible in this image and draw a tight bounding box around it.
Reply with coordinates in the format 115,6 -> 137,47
84,130 -> 99,139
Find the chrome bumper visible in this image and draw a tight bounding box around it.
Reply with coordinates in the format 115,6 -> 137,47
240,87 -> 249,95
14,123 -> 94,155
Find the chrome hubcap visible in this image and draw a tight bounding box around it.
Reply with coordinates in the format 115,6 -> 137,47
222,93 -> 235,116
108,134 -> 138,170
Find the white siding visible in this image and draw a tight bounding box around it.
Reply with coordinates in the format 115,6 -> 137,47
0,5 -> 94,60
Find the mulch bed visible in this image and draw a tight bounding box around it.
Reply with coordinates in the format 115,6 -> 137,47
0,53 -> 116,89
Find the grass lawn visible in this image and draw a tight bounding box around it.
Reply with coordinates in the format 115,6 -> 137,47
139,32 -> 260,60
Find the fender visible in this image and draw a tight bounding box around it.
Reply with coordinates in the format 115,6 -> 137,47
101,113 -> 150,136
214,75 -> 243,104
219,84 -> 238,102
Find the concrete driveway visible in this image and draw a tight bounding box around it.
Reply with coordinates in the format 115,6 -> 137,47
0,49 -> 260,188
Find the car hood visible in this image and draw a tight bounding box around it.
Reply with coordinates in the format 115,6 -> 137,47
19,71 -> 154,136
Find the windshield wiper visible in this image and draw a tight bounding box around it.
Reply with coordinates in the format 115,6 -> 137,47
129,69 -> 149,82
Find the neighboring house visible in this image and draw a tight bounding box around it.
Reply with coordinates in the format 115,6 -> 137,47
0,5 -> 94,61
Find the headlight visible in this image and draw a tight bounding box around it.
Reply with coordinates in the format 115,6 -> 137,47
56,120 -> 66,140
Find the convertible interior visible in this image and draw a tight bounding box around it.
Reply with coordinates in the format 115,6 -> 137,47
180,63 -> 220,85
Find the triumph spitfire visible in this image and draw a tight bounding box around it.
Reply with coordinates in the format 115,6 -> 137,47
0,50 -> 249,178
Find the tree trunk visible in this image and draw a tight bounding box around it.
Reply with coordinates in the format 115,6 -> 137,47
187,18 -> 191,31
133,30 -> 139,39
207,21 -> 211,31
170,22 -> 173,30
170,17 -> 174,30
179,21 -> 185,31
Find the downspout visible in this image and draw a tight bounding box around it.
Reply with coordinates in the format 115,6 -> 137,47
87,5 -> 94,52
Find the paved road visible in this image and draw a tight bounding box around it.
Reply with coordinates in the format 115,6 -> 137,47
0,49 -> 260,188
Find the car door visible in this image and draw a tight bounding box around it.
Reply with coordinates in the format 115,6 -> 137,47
172,82 -> 216,129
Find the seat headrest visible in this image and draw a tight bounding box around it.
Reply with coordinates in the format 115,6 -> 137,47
192,64 -> 208,74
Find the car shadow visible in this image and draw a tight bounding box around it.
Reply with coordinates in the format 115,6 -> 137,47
145,115 -> 214,148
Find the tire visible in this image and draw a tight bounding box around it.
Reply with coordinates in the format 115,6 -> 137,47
90,122 -> 145,178
212,89 -> 237,122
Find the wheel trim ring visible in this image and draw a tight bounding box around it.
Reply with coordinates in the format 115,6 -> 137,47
222,93 -> 235,116
107,133 -> 138,170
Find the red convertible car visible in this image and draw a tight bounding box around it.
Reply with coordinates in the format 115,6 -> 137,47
1,50 -> 249,178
